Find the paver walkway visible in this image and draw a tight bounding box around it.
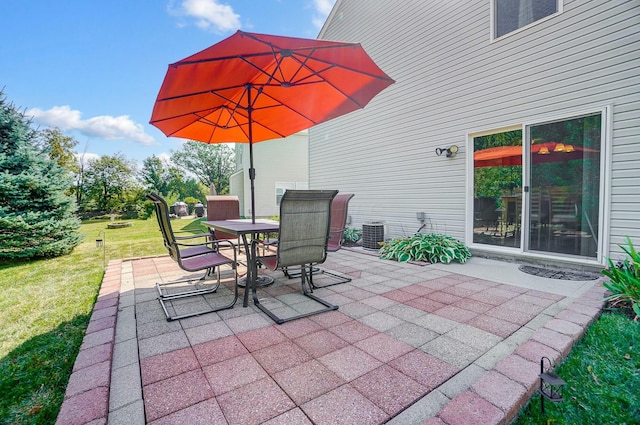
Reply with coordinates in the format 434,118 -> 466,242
56,248 -> 607,425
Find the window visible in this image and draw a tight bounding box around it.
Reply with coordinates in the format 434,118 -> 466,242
275,182 -> 308,206
494,0 -> 559,38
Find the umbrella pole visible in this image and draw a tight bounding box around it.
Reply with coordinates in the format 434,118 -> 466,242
249,141 -> 256,224
247,84 -> 256,224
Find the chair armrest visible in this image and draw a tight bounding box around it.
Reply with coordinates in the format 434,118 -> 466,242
213,239 -> 237,262
259,232 -> 279,246
173,238 -> 237,262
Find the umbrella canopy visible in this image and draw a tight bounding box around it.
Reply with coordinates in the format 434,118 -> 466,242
474,142 -> 599,168
150,30 -> 395,221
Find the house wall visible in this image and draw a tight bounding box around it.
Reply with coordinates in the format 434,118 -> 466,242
232,131 -> 309,218
310,0 -> 640,262
229,170 -> 245,216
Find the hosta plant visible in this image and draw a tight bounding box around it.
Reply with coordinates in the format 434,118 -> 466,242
602,236 -> 640,320
379,233 -> 472,264
342,227 -> 362,244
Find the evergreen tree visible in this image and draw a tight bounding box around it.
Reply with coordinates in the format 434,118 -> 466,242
0,93 -> 82,260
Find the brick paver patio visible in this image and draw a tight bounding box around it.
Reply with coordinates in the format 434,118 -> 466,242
56,248 -> 607,425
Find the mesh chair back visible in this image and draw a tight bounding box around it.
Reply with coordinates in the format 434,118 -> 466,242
327,193 -> 354,252
206,195 -> 240,240
147,193 -> 180,262
276,190 -> 338,268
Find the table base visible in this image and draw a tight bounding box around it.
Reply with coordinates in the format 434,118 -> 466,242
238,275 -> 274,288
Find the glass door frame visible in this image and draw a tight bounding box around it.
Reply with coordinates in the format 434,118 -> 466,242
466,106 -> 610,265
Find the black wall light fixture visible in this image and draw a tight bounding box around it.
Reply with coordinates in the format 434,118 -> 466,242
435,145 -> 458,158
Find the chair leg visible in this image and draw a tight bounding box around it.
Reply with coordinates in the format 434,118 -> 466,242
253,264 -> 338,325
283,265 -> 320,279
284,265 -> 351,288
155,269 -> 218,300
158,265 -> 239,322
304,265 -> 315,293
309,269 -> 353,289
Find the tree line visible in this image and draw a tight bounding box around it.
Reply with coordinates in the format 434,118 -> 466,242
0,91 -> 235,260
56,134 -> 235,218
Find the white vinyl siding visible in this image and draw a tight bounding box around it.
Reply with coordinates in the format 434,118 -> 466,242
275,182 -> 308,206
233,132 -> 309,218
311,0 -> 640,263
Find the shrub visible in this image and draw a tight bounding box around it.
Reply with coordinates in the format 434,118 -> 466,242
379,233 -> 472,264
602,236 -> 640,319
342,227 -> 362,244
184,196 -> 199,214
120,210 -> 139,220
137,201 -> 155,220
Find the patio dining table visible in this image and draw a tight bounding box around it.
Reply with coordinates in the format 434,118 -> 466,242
203,219 -> 279,308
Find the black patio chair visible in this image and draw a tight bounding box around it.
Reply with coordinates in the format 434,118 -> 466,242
255,189 -> 339,324
147,192 -> 238,321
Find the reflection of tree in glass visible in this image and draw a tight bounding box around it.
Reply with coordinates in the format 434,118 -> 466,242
474,114 -> 601,200
530,114 -> 601,191
474,130 -> 522,200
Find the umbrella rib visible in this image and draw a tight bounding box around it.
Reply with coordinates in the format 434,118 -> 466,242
149,108 -> 213,126
155,94 -> 291,142
288,55 -> 368,108
154,83 -> 249,103
203,103 -> 289,142
288,47 -> 395,82
229,52 -> 368,112
206,83 -> 301,138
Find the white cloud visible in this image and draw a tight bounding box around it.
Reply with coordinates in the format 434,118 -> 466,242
312,0 -> 336,28
26,105 -> 155,146
157,152 -> 174,166
172,0 -> 241,33
314,0 -> 335,16
74,152 -> 100,168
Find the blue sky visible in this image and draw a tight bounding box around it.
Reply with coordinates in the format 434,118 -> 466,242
1,0 -> 336,165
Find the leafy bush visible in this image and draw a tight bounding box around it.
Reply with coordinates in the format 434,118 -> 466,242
120,210 -> 139,220
184,196 -> 199,214
137,201 -> 155,220
602,236 -> 640,319
342,227 -> 362,243
379,233 -> 472,264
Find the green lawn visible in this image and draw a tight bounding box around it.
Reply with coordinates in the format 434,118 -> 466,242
0,217 -> 204,425
513,311 -> 639,425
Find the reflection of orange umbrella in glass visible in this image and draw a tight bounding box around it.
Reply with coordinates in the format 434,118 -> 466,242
474,142 -> 599,168
150,30 -> 394,222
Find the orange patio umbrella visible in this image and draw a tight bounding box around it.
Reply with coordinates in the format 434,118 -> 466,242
150,30 -> 395,222
474,142 -> 599,168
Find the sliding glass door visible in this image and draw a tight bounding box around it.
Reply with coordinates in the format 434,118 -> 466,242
527,114 -> 601,257
473,129 -> 523,248
472,113 -> 602,258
